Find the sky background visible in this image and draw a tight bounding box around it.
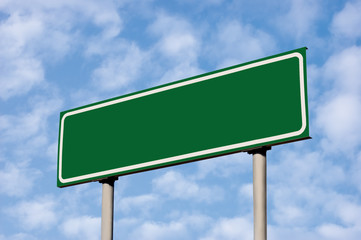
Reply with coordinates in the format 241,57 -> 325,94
1,0 -> 361,239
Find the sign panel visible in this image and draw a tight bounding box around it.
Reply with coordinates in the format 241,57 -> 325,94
58,48 -> 309,187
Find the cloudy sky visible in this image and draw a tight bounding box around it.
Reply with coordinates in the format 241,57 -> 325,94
1,0 -> 361,239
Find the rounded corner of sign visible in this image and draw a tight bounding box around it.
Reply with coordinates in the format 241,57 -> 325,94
58,176 -> 65,184
291,52 -> 303,62
294,121 -> 308,137
61,112 -> 72,124
58,172 -> 68,184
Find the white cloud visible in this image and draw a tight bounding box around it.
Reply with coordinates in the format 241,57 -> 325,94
92,43 -> 145,91
128,214 -> 211,240
323,193 -> 361,226
0,162 -> 41,197
0,12 -> 44,55
143,12 -> 204,86
323,46 -> 361,94
153,171 -> 200,199
351,151 -> 361,193
0,14 -> 45,100
180,214 -> 212,230
316,94 -> 361,152
200,217 -> 253,240
252,222 -> 361,240
157,32 -> 198,61
268,150 -> 347,226
61,216 -> 100,240
239,183 -> 253,201
317,223 -> 361,240
129,220 -> 188,240
0,96 -> 61,196
0,233 -> 38,240
276,0 -> 320,41
118,194 -> 159,214
113,217 -> 141,239
337,202 -> 361,226
149,12 -> 200,64
1,0 -> 122,40
0,97 -> 62,142
46,142 -> 58,167
195,153 -> 251,179
7,197 -> 57,230
153,170 -> 223,202
85,1 -> 122,39
273,204 -> 305,226
0,0 -> 123,100
268,147 -> 361,235
57,183 -> 103,218
156,62 -> 203,85
206,20 -> 276,67
268,225 -> 320,240
269,150 -> 345,187
315,46 -> 361,153
331,1 -> 361,40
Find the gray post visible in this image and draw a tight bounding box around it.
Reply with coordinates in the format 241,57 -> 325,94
100,177 -> 118,240
248,147 -> 270,240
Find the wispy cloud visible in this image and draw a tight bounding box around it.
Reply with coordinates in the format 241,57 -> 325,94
118,193 -> 160,215
0,13 -> 44,100
7,196 -> 57,230
61,215 -> 100,240
153,170 -> 223,203
276,0 -> 321,41
200,217 -> 253,240
0,162 -> 41,197
205,20 -> 276,67
91,43 -> 146,91
316,46 -> 361,153
331,1 -> 361,40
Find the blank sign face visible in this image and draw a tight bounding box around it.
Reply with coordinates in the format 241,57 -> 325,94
58,48 -> 309,187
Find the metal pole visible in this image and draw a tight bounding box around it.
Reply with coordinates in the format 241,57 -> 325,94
248,147 -> 270,240
100,177 -> 118,240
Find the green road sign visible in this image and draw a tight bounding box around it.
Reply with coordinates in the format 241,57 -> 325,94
58,47 -> 309,187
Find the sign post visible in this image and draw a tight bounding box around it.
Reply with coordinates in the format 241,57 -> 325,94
100,177 -> 117,240
249,147 -> 270,240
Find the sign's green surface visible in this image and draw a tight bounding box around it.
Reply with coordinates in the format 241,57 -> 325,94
58,48 -> 309,187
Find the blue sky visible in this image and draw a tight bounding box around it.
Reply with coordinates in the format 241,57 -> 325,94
1,0 -> 361,239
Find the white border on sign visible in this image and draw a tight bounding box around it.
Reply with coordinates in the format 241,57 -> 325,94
59,52 -> 306,184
